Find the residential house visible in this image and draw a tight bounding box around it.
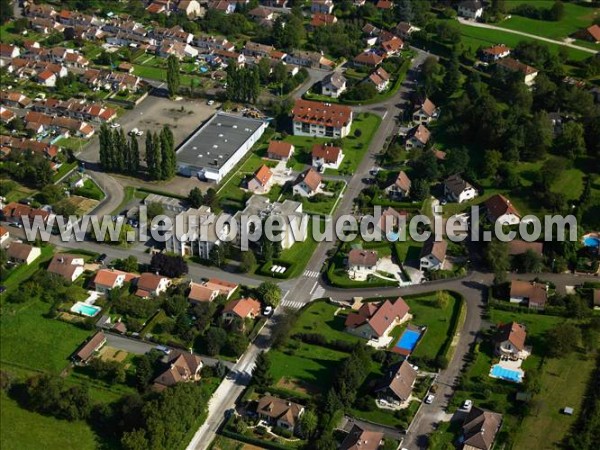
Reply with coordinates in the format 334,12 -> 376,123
481,44 -> 511,62
243,41 -> 275,59
47,253 -> 85,282
0,43 -> 20,66
508,240 -> 543,257
153,350 -> 203,391
444,174 -> 477,203
345,297 -> 410,341
292,167 -> 323,197
458,0 -> 484,20
178,0 -> 205,17
158,40 -> 199,60
0,91 -> 32,108
485,194 -> 521,225
380,35 -> 404,56
267,141 -> 294,161
146,2 -> 167,14
367,67 -> 390,92
312,143 -> 344,170
378,207 -> 407,235
209,1 -> 236,14
340,424 -> 384,450
495,322 -> 530,359
376,0 -> 393,9
420,236 -> 447,271
412,98 -> 438,125
405,124 -> 431,149
310,13 -> 337,28
395,22 -> 419,39
222,297 -> 262,322
374,359 -> 417,405
7,242 -> 41,265
291,99 -> 353,138
311,0 -> 334,14
461,407 -> 503,450
37,70 -> 57,87
347,249 -> 379,273
233,196 -> 308,250
72,331 -> 106,365
0,226 -> 9,246
285,50 -> 334,70
135,273 -> 171,298
321,72 -> 347,98
188,278 -> 239,304
213,49 -> 246,67
93,269 -> 136,294
247,164 -> 273,194
256,395 -> 305,433
497,57 -> 538,86
509,280 -> 548,310
353,51 -> 383,68
574,24 -> 600,44
0,107 -> 15,124
249,6 -> 274,21
1,202 -> 50,225
385,171 -> 411,199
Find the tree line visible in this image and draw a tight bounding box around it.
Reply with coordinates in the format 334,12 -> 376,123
225,65 -> 260,104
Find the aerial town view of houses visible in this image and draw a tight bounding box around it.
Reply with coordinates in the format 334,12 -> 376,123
1,0 -> 600,449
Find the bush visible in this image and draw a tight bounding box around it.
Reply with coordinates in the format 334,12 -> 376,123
272,426 -> 293,438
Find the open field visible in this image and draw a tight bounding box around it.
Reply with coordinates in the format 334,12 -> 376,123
1,245 -> 55,293
0,392 -> 99,450
0,297 -> 92,374
512,352 -> 596,449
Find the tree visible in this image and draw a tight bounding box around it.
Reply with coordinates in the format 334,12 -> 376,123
150,253 -> 188,277
549,1 -> 564,21
117,255 -> 138,272
0,0 -> 13,24
519,249 -> 544,273
152,132 -> 163,180
240,251 -> 257,273
160,126 -> 176,180
128,135 -> 140,175
257,281 -> 282,307
147,202 -> 164,220
203,327 -> 227,356
523,111 -> 553,161
188,187 -> 203,208
555,121 -> 586,160
163,295 -> 188,317
443,147 -> 470,177
411,178 -> 430,201
166,55 -> 181,98
203,188 -> 218,209
485,240 -> 509,275
443,55 -> 461,96
546,324 -> 580,357
257,57 -> 271,84
251,351 -> 273,389
121,429 -> 148,450
299,409 -> 318,439
482,149 -> 502,178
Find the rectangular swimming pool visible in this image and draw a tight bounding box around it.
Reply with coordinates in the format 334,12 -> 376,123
394,329 -> 421,355
71,302 -> 101,317
490,364 -> 523,383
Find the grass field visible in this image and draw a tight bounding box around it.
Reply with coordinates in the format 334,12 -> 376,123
0,297 -> 92,373
291,302 -> 361,344
1,245 -> 55,293
511,352 -> 596,449
0,392 -> 99,450
455,22 -> 593,61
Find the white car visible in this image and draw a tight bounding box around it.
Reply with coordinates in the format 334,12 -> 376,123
263,306 -> 273,316
207,100 -> 214,106
462,399 -> 473,411
128,128 -> 139,136
135,130 -> 143,136
425,394 -> 435,404
110,122 -> 121,128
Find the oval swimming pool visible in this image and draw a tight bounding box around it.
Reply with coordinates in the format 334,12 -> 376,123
583,236 -> 600,248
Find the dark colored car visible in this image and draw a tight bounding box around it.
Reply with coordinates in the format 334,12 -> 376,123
97,253 -> 108,264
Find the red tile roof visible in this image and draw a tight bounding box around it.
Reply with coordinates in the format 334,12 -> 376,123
253,164 -> 273,187
354,51 -> 383,66
345,298 -> 409,337
485,194 -> 520,221
496,322 -> 527,351
294,167 -> 322,192
223,297 -> 261,319
268,141 -> 294,158
312,143 -> 342,164
292,99 -> 352,129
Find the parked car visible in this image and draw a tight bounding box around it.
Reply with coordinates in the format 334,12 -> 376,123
110,122 -> 121,128
96,253 -> 107,264
425,394 -> 435,404
135,129 -> 143,136
155,345 -> 171,355
263,306 -> 273,316
207,100 -> 214,106
462,399 -> 473,411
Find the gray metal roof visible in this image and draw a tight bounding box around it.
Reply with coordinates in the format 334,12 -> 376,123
176,112 -> 265,170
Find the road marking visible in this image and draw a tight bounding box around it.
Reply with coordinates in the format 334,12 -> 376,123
309,281 -> 318,294
382,111 -> 388,120
303,270 -> 320,278
280,299 -> 304,310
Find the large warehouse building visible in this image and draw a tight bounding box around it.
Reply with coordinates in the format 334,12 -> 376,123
176,112 -> 267,182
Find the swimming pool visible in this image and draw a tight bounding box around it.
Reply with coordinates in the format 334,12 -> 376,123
394,329 -> 421,355
583,236 -> 600,248
490,364 -> 523,383
71,302 -> 101,317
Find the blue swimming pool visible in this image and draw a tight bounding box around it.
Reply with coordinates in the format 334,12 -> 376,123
583,236 -> 600,248
490,364 -> 523,383
395,329 -> 421,352
71,302 -> 101,317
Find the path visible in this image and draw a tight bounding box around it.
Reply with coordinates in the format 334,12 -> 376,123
458,18 -> 597,54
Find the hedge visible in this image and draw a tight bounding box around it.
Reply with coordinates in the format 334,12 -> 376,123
438,292 -> 467,365
220,430 -> 295,450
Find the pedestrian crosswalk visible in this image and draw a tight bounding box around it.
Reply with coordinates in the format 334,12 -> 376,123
280,299 -> 305,310
303,270 -> 320,278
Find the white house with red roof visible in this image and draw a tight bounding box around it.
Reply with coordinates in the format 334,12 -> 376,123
292,99 -> 353,138
345,298 -> 410,342
311,143 -> 344,170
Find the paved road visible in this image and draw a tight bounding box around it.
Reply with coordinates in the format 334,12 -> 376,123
104,332 -> 235,369
458,18 -> 597,54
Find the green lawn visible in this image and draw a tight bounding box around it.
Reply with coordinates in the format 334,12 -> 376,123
133,64 -> 165,80
0,297 -> 92,373
0,392 -> 99,450
73,179 -> 105,201
284,113 -> 382,175
512,352 -> 596,449
290,301 -> 362,344
53,161 -> 78,182
1,245 -> 55,293
217,153 -> 276,208
455,21 -> 593,61
56,137 -> 88,152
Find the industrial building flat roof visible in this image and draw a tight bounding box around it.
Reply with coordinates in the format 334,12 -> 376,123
176,112 -> 265,170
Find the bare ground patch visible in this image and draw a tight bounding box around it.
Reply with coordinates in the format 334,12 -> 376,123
276,377 -> 321,396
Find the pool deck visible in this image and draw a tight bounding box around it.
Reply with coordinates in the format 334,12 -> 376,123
489,359 -> 525,383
